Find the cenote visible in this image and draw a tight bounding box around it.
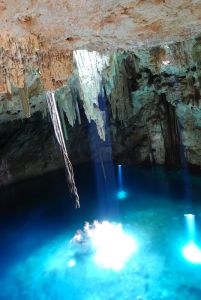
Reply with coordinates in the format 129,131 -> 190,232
1,164 -> 201,300
1,3 -> 201,299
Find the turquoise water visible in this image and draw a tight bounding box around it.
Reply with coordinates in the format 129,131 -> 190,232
0,164 -> 201,300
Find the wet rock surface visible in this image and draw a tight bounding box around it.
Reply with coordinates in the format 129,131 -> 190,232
1,38 -> 201,184
0,1 -> 201,99
0,113 -> 63,185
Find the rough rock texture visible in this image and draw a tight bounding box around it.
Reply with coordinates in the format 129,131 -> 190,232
0,1 -> 201,95
0,113 -> 63,185
0,0 -> 201,51
0,33 -> 73,93
2,36 -> 201,184
0,71 -> 47,122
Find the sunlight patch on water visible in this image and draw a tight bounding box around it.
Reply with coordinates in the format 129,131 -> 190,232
182,242 -> 201,264
92,221 -> 137,271
117,190 -> 128,200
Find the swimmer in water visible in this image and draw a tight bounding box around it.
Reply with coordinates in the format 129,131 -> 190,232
71,229 -> 85,244
93,220 -> 101,229
70,220 -> 101,245
83,221 -> 93,238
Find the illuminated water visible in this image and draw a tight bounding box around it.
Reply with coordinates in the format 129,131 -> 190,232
1,164 -> 201,300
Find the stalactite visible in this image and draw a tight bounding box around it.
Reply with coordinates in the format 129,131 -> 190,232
160,93 -> 181,166
165,77 -> 182,106
104,52 -> 137,123
56,82 -> 80,141
74,50 -> 109,140
69,77 -> 82,125
57,86 -> 77,127
46,91 -> 80,208
39,50 -> 73,91
19,87 -> 31,118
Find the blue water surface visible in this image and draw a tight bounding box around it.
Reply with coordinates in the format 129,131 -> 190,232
0,163 -> 201,300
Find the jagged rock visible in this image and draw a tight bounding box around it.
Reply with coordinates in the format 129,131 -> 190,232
0,71 -> 47,122
0,33 -> 73,95
0,1 -> 200,94
1,37 -> 201,184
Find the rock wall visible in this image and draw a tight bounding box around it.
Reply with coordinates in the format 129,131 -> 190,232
102,38 -> 201,168
0,34 -> 73,94
1,0 -> 200,114
0,113 -> 63,185
1,37 -> 201,185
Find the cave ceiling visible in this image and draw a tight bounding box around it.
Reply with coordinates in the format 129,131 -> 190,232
1,0 -> 201,50
0,0 -> 201,123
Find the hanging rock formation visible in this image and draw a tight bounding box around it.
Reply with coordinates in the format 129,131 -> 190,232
66,37 -> 201,169
1,0 -> 201,185
74,50 -> 109,140
0,1 -> 201,98
0,34 -> 73,93
0,37 -> 201,185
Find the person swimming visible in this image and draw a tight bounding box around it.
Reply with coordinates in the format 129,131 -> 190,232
83,221 -> 94,239
70,220 -> 104,247
71,229 -> 85,244
71,220 -> 100,245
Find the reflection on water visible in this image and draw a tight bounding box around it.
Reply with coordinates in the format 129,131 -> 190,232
0,164 -> 201,300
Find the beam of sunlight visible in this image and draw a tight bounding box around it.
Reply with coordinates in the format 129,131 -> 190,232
182,214 -> 201,264
117,164 -> 127,200
117,190 -> 128,200
118,164 -> 123,189
88,86 -> 117,217
184,213 -> 196,242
